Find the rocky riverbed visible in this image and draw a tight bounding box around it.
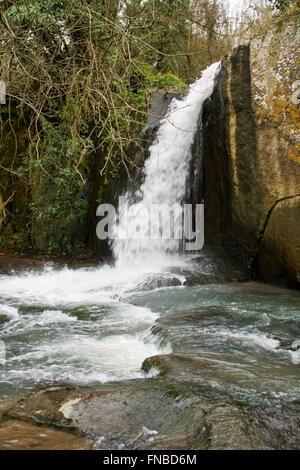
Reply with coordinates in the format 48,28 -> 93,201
0,251 -> 299,450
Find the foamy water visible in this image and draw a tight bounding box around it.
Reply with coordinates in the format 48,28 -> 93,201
0,61 -> 299,406
114,62 -> 221,268
0,263 -> 177,397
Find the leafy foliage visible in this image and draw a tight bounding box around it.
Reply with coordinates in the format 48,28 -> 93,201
0,0 -> 233,253
268,0 -> 294,11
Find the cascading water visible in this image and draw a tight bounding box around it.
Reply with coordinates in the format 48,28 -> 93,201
0,63 -> 221,399
1,61 -> 299,446
113,62 -> 221,268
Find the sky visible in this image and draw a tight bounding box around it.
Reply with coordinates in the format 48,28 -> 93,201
227,0 -> 247,15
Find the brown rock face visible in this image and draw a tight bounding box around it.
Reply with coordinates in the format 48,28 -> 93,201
203,19 -> 300,287
0,420 -> 93,450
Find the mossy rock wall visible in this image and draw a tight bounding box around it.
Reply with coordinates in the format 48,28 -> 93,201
203,18 -> 300,287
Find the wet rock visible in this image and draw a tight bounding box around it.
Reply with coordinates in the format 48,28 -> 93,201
3,386 -> 85,430
0,420 -> 93,450
3,381 -> 209,450
205,404 -> 263,450
135,91 -> 183,169
205,403 -> 300,450
142,354 -> 220,377
278,338 -> 300,351
3,367 -> 300,451
0,304 -> 19,325
292,340 -> 300,351
150,307 -> 236,354
135,276 -> 183,291
0,400 -> 16,421
0,315 -> 8,327
142,354 -> 300,450
183,247 -> 248,286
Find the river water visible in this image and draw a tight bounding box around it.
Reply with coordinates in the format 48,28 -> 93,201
0,62 -> 299,448
0,253 -> 299,413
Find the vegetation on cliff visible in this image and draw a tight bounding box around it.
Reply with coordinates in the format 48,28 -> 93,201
0,0 -> 233,254
0,0 -> 298,255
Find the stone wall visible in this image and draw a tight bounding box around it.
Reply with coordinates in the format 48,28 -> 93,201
203,19 -> 300,287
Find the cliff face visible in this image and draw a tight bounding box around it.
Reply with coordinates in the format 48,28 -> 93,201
203,20 -> 300,287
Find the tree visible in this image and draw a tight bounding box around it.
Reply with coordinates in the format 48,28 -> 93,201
0,0 -> 194,251
268,0 -> 294,10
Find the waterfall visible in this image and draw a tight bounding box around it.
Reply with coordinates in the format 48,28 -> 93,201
113,62 -> 221,268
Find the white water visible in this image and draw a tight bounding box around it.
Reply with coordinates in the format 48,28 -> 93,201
114,62 -> 221,268
0,265 -> 174,396
0,63 -> 222,397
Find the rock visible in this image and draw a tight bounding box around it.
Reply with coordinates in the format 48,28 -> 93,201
181,246 -> 248,286
3,386 -> 84,429
0,315 -> 8,327
141,91 -> 182,133
0,304 -> 19,325
0,254 -> 44,273
292,339 -> 300,351
258,197 -> 300,286
0,379 -> 267,450
202,16 -> 300,288
0,420 -> 93,450
0,400 -> 16,421
204,404 -> 264,450
3,381 -> 209,450
141,353 -> 300,450
204,403 -> 300,450
3,354 -> 300,451
129,90 -> 183,192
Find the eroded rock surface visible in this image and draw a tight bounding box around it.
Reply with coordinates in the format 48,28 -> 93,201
0,420 -> 93,450
203,16 -> 300,287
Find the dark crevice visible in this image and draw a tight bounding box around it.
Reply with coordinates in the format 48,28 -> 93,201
250,194 -> 300,278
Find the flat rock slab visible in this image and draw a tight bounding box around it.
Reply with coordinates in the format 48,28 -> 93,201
0,420 -> 93,450
3,374 -> 300,450
3,381 -> 208,450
